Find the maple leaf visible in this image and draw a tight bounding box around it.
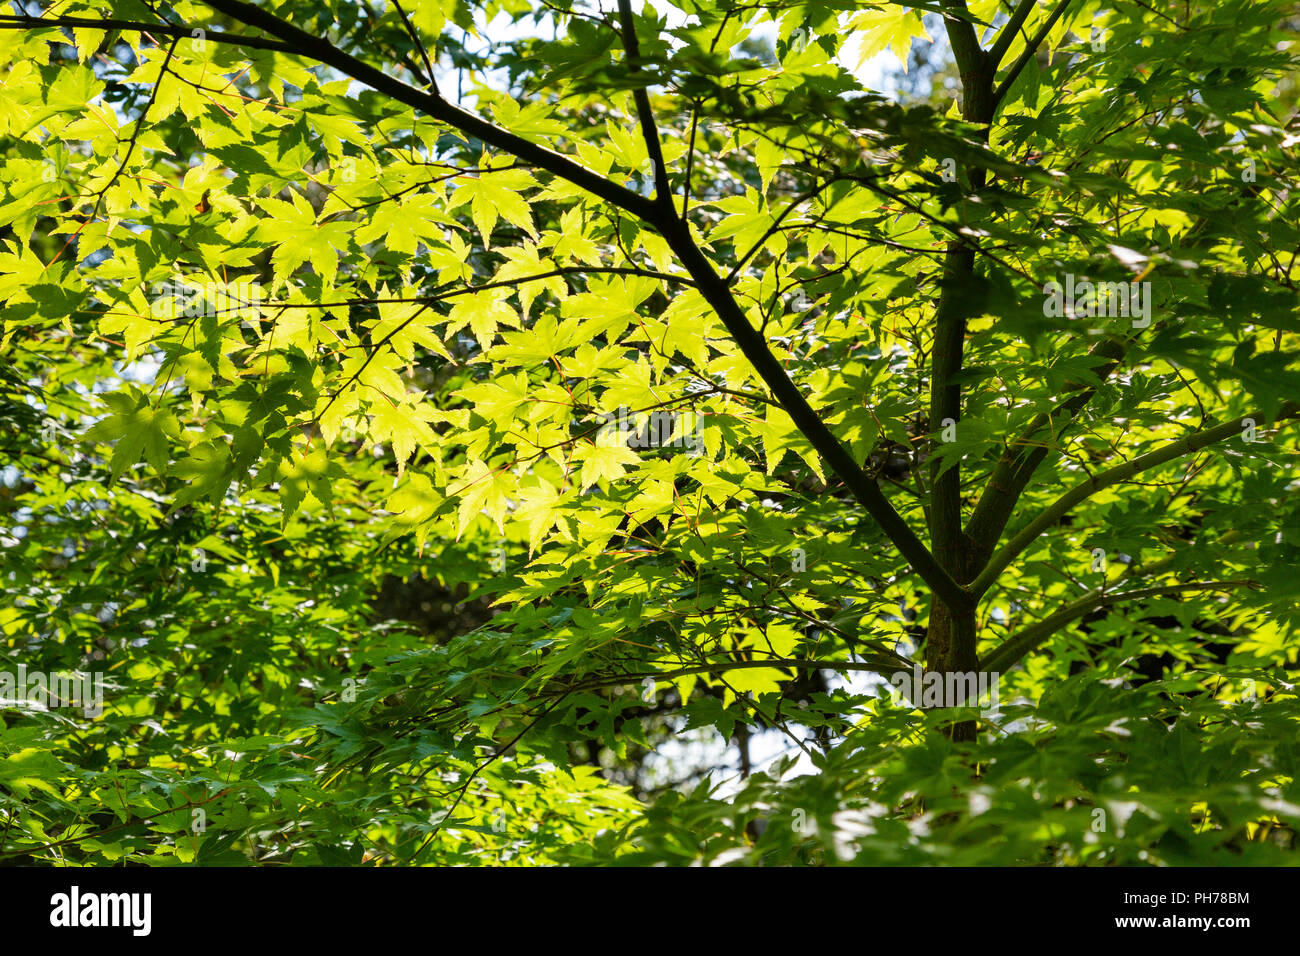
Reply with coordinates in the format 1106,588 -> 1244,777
454,459 -> 516,535
446,290 -> 519,351
575,441 -> 640,490
83,390 -> 181,485
446,168 -> 537,250
514,482 -> 564,553
386,471 -> 443,548
370,286 -> 452,362
369,398 -> 437,475
847,8 -> 931,72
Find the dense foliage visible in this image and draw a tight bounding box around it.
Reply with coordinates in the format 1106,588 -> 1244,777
0,0 -> 1298,865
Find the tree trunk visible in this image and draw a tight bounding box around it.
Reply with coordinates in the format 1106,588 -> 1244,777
925,539 -> 981,742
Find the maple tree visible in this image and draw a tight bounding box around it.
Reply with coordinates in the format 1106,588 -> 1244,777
0,0 -> 1298,865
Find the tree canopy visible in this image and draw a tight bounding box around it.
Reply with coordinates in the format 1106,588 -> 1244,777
0,0 -> 1298,866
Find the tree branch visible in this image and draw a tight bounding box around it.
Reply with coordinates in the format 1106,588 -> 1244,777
85,36 -> 180,223
0,12 -> 294,53
964,334 -> 1126,571
389,0 -> 438,94
616,0 -> 673,210
198,0 -> 663,222
550,655 -> 905,698
981,580 -> 1257,673
726,178 -> 839,284
941,0 -> 986,75
993,0 -> 1073,106
659,215 -> 971,610
970,404 -> 1300,597
987,0 -> 1039,71
941,0 -> 993,121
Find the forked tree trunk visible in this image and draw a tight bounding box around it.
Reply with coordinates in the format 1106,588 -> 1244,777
925,18 -> 996,743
